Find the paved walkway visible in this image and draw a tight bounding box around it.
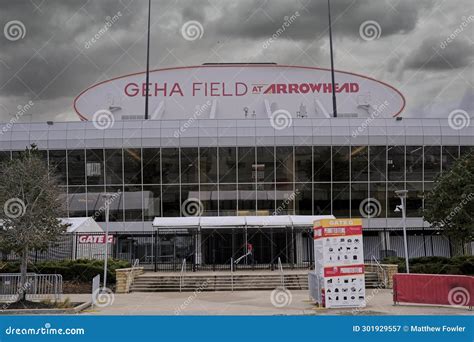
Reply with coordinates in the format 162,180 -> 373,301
68,289 -> 471,316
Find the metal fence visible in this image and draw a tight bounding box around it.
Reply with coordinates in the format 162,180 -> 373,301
0,273 -> 62,302
0,229 -> 470,272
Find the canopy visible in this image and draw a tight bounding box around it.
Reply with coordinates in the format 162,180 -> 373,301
62,217 -> 103,233
152,215 -> 335,229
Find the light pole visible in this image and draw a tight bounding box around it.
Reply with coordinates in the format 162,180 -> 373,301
395,190 -> 409,273
102,193 -> 112,288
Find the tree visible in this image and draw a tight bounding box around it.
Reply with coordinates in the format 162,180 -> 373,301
423,153 -> 474,254
0,145 -> 69,301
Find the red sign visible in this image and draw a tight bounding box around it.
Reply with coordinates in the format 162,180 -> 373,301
78,234 -> 113,244
324,264 -> 365,277
314,226 -> 362,239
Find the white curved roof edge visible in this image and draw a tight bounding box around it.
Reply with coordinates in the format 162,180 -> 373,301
152,215 -> 335,228
62,217 -> 103,233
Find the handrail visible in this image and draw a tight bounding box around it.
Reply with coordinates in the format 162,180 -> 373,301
179,258 -> 186,292
371,255 -> 387,288
230,257 -> 234,292
277,257 -> 284,288
125,258 -> 140,291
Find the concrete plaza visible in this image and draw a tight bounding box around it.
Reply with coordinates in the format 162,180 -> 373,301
68,289 -> 471,316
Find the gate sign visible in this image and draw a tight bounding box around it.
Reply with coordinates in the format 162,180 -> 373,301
313,218 -> 366,308
78,234 -> 114,244
74,65 -> 405,121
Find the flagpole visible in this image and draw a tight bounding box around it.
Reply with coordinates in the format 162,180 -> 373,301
327,0 -> 337,118
144,0 -> 151,120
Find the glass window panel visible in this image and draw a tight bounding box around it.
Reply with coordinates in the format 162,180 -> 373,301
238,147 -> 255,183
370,182 -> 386,219
275,146 -> 293,182
314,183 -> 331,215
105,149 -> 123,184
86,185 -> 105,218
276,183 -> 294,215
387,145 -> 405,181
48,150 -> 67,185
124,186 -> 143,221
424,146 -> 441,181
332,183 -> 350,217
256,146 -> 275,183
314,146 -> 331,181
351,146 -> 368,182
295,146 -> 312,182
200,147 -> 218,183
67,186 -> 87,217
161,148 -> 180,184
67,150 -> 85,185
11,151 -> 21,159
200,184 -> 218,216
162,185 -> 180,217
387,182 -> 405,218
106,185 -> 124,221
181,148 -> 198,184
369,146 -> 386,181
238,183 -> 256,214
460,146 -> 474,158
123,148 -> 142,184
86,149 -> 104,186
442,146 -> 459,171
219,184 -> 237,216
333,146 -> 350,181
351,183 -> 368,218
219,147 -> 236,183
257,183 -> 274,215
181,185 -> 200,216
142,148 -> 160,184
294,183 -> 312,215
143,185 -> 161,220
406,182 -> 423,217
406,146 -> 423,181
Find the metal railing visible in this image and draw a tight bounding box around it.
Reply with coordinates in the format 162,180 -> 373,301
0,273 -> 62,301
371,255 -> 387,288
125,259 -> 140,291
277,257 -> 285,288
179,258 -> 186,293
230,258 -> 234,292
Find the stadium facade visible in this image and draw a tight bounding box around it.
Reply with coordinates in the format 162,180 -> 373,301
1,64 -> 472,268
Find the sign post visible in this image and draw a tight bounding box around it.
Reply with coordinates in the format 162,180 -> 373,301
313,218 -> 366,308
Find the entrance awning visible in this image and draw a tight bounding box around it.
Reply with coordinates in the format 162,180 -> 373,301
152,215 -> 335,229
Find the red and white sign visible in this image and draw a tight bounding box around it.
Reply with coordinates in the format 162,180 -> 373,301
78,234 -> 113,244
313,218 -> 366,308
74,65 -> 405,121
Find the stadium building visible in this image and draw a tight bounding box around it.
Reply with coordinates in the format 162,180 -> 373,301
1,64 -> 472,269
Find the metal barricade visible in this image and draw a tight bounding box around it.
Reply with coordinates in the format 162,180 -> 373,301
0,273 -> 62,301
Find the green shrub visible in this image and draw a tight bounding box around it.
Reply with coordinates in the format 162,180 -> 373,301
382,255 -> 474,275
0,259 -> 131,283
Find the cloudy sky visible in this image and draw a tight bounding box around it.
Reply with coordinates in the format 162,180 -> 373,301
0,0 -> 473,122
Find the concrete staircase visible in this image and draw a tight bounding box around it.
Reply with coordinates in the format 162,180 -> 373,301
131,271 -> 383,292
